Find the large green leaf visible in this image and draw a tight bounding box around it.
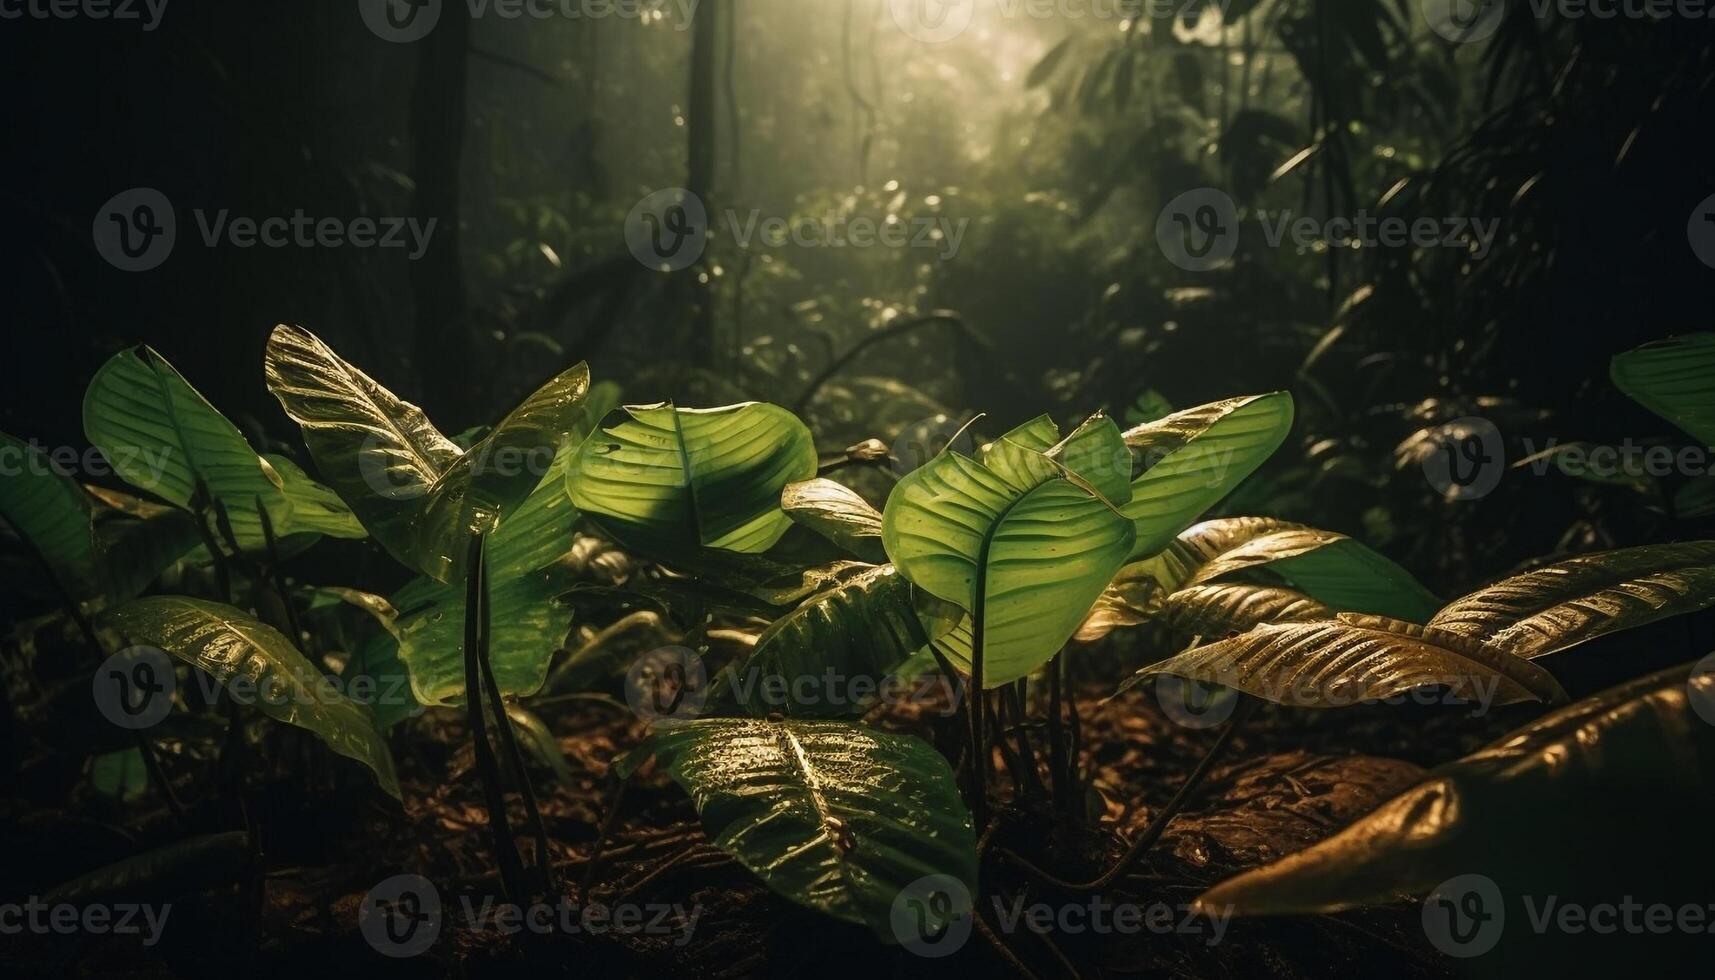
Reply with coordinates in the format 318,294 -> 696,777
1120,612 -> 1567,707
264,324 -> 590,582
1427,541 -> 1715,658
781,478 -> 886,562
715,565 -> 953,718
567,402 -> 817,558
1078,517 -> 1439,641
83,346 -> 287,549
388,453 -> 582,705
102,596 -> 399,799
1121,393 -> 1294,559
644,717 -> 977,937
261,454 -> 366,539
1180,521 -> 1440,622
883,436 -> 1135,687
1158,583 -> 1333,645
0,430 -> 101,600
1194,662 -> 1715,916
1610,333 -> 1715,447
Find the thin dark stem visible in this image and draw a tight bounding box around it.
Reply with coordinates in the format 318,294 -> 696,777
132,731 -> 188,826
1002,697 -> 1258,892
462,533 -> 528,903
481,641 -> 554,895
189,488 -> 232,603
580,769 -> 634,899
791,312 -> 965,413
1006,680 -> 1044,800
1047,652 -> 1066,811
254,496 -> 304,646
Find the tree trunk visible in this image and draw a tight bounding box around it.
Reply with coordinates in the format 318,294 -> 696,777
684,0 -> 720,365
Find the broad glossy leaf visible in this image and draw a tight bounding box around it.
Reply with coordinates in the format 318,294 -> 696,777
89,748 -> 149,801
0,430 -> 101,599
1185,524 -> 1440,622
645,717 -> 977,937
781,478 -> 885,562
1078,517 -> 1438,640
1120,612 -> 1567,707
1049,413 -> 1132,505
83,346 -> 287,549
568,402 -> 817,557
883,440 -> 1135,687
261,454 -> 366,539
1195,662 -> 1715,915
102,596 -> 400,799
265,324 -> 590,581
343,624 -> 422,730
717,565 -> 948,718
1427,541 -> 1715,658
1610,333 -> 1715,447
1159,583 -> 1333,645
1121,393 -> 1294,559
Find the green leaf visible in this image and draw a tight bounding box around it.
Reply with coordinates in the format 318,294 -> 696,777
264,324 -> 591,582
261,454 -> 366,539
716,565 -> 945,718
1194,662 -> 1715,916
0,430 -> 101,600
1048,414 -> 1132,505
644,717 -> 977,937
1610,333 -> 1715,447
1158,583 -> 1333,645
781,478 -> 886,561
343,624 -> 422,730
1121,393 -> 1294,560
506,704 -> 576,786
567,402 -> 817,557
1427,541 -> 1715,659
1182,522 -> 1440,622
96,509 -> 203,602
89,748 -> 149,801
1120,612 -> 1567,707
82,346 -> 287,550
883,437 -> 1135,687
102,596 -> 400,799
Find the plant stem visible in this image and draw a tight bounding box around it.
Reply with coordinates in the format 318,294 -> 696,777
1002,697 -> 1257,892
479,623 -> 554,895
580,769 -> 633,900
254,495 -> 305,647
462,532 -> 529,903
1047,652 -> 1066,811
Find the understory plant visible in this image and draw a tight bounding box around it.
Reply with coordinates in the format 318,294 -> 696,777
2,327 -> 1712,947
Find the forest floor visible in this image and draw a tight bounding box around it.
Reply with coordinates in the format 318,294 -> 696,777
5,662 -> 1547,978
